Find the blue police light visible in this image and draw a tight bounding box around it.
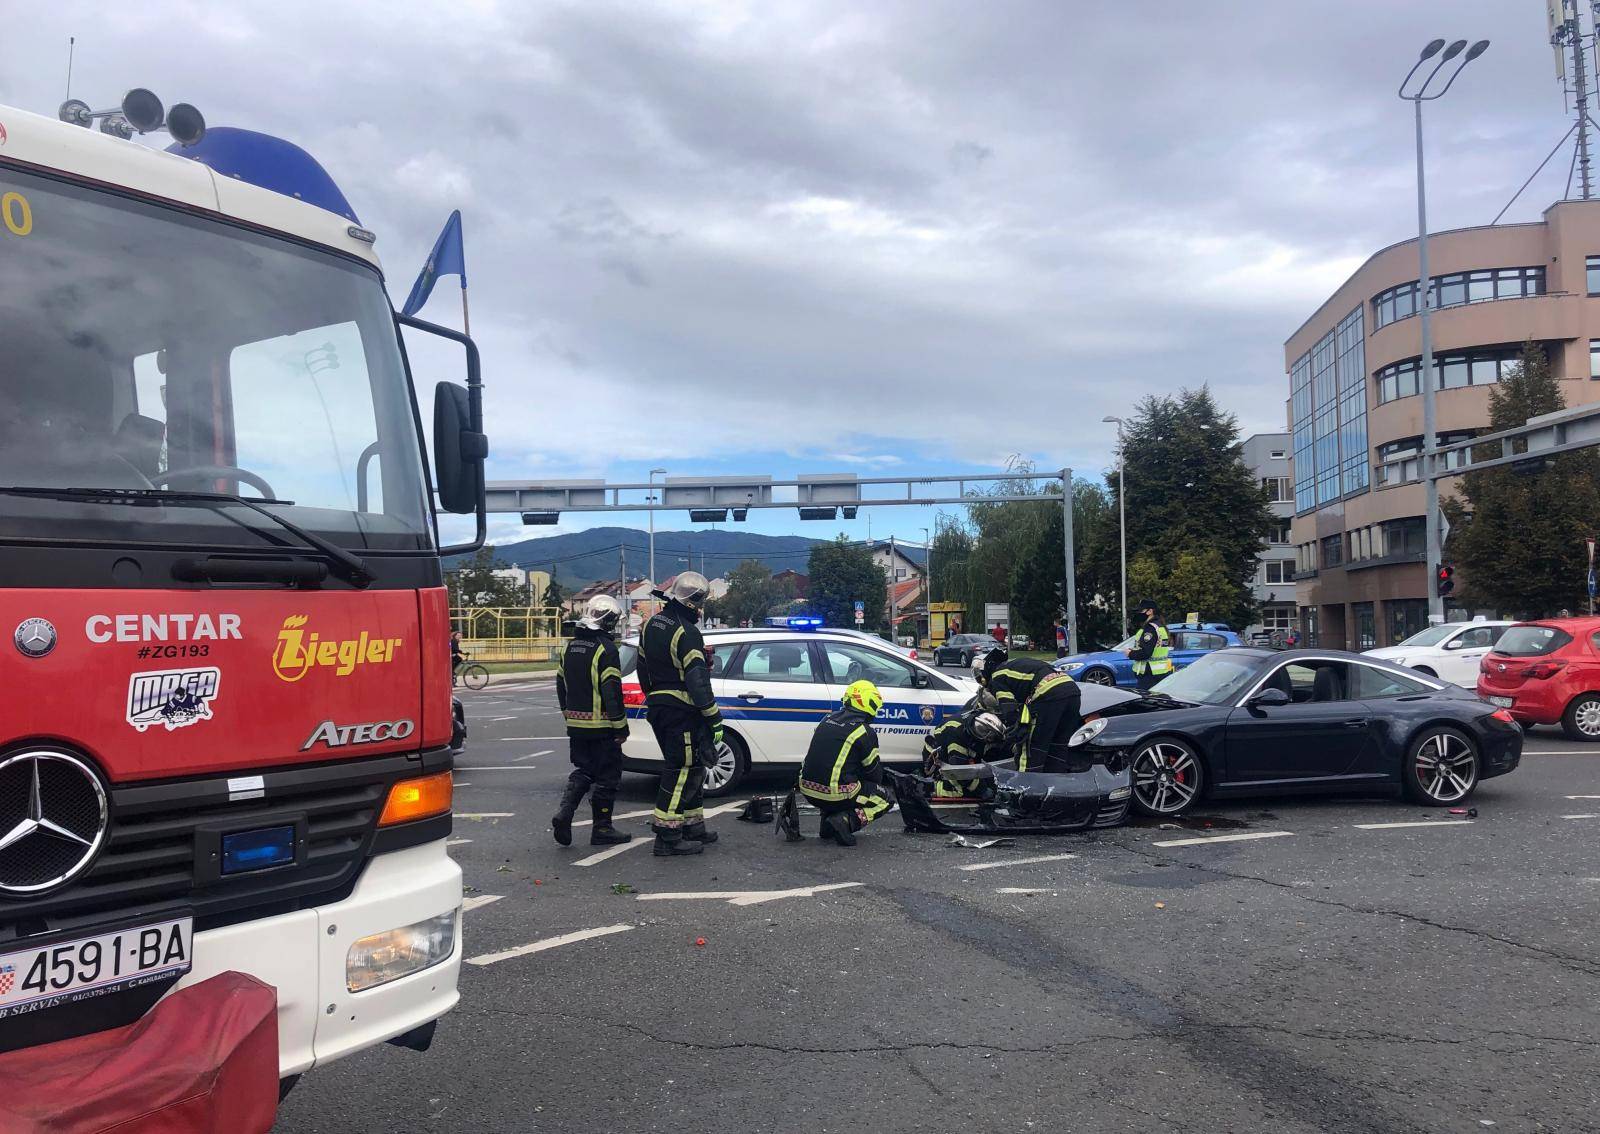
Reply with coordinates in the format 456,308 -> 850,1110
221,825 -> 296,875
788,617 -> 823,631
167,127 -> 362,222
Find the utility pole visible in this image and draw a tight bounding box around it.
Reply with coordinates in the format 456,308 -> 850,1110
619,544 -> 627,633
888,534 -> 897,636
648,468 -> 666,587
1060,468 -> 1079,655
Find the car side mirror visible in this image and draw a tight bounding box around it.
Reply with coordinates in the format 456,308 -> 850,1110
433,382 -> 486,515
1248,687 -> 1291,708
1443,639 -> 1463,650
911,670 -> 930,689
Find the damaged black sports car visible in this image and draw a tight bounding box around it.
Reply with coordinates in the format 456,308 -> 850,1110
889,682 -> 1174,834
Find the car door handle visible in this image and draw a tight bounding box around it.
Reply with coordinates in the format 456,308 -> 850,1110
1342,719 -> 1366,729
737,692 -> 765,703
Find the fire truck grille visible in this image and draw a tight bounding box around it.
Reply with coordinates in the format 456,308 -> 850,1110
0,752 -> 424,942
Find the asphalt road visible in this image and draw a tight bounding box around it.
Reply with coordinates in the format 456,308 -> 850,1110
277,672 -> 1600,1133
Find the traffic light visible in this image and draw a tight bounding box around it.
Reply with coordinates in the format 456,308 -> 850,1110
1435,564 -> 1454,597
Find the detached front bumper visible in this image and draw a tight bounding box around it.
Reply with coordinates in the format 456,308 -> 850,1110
889,764 -> 1131,834
171,840 -> 462,1077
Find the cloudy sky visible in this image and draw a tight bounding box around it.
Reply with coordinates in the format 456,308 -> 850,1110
0,1 -> 1581,550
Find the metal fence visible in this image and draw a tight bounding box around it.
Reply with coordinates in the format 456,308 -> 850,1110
451,606 -> 565,663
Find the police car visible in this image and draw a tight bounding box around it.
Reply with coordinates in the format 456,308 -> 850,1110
617,619 -> 980,795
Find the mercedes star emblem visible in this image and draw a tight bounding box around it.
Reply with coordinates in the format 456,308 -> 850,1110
13,618 -> 57,659
0,751 -> 108,895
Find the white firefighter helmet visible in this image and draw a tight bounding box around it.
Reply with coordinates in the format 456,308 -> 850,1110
580,593 -> 623,632
970,711 -> 1006,744
661,570 -> 711,611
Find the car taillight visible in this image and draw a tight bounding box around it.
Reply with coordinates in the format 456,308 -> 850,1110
1520,660 -> 1567,679
1490,708 -> 1516,724
622,682 -> 645,706
909,649 -> 918,660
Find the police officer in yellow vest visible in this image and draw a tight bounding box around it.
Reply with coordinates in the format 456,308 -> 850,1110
1126,599 -> 1174,692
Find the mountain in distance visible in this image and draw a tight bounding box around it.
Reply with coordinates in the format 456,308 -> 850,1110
451,526 -> 928,588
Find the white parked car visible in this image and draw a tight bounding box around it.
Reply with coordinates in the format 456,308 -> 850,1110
616,625 -> 976,795
1363,620 -> 1514,687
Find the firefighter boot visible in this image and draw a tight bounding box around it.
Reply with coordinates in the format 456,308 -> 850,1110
589,800 -> 631,845
551,779 -> 588,847
821,811 -> 857,847
682,823 -> 718,845
653,830 -> 704,856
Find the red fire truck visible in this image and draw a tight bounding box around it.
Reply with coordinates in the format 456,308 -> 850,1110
0,95 -> 486,1088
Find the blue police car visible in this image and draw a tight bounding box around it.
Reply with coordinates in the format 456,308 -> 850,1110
1053,624 -> 1243,688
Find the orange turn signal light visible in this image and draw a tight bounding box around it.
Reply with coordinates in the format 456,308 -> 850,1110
379,771 -> 453,827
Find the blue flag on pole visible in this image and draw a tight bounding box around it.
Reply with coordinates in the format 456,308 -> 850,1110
401,210 -> 466,317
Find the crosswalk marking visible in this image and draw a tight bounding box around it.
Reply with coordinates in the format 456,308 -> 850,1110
1354,820 -> 1473,830
457,812 -> 515,820
1152,830 -> 1294,848
636,882 -> 862,907
462,894 -> 503,912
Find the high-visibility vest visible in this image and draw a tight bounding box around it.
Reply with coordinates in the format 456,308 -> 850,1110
1132,624 -> 1173,675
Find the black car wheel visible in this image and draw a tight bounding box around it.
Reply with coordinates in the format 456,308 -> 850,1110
1130,737 -> 1205,817
1079,667 -> 1116,686
1561,693 -> 1600,741
1403,726 -> 1479,805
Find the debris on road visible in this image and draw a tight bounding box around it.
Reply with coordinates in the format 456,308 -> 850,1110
610,883 -> 636,895
694,937 -> 706,947
1154,902 -> 1166,909
947,834 -> 1014,849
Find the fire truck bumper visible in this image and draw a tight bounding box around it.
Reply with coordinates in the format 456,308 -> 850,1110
172,839 -> 463,1076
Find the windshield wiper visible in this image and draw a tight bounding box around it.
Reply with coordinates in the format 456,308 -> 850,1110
0,485 -> 373,587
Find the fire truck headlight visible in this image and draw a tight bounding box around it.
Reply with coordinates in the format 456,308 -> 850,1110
346,911 -> 458,993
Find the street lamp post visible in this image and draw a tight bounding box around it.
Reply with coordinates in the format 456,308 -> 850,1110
1398,38 -> 1489,624
647,467 -> 666,588
1103,415 -> 1128,636
920,525 -> 931,645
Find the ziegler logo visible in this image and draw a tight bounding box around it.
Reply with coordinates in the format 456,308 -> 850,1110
302,719 -> 416,750
127,667 -> 221,732
272,615 -> 403,682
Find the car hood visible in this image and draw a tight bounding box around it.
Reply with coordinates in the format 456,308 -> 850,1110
1055,649 -> 1120,670
1362,647 -> 1412,661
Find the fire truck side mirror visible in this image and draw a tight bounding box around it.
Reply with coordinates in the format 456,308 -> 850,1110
433,382 -> 486,515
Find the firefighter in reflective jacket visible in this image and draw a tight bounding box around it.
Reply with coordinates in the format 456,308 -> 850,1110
638,572 -> 722,857
978,649 -> 1083,773
797,680 -> 894,846
1127,599 -> 1173,692
552,595 -> 632,847
921,708 -> 1007,800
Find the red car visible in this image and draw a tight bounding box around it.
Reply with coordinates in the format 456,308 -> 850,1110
1476,617 -> 1600,740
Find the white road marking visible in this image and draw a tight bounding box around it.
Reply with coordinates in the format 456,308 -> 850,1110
466,924 -> 634,967
956,852 -> 1078,873
454,782 -> 472,787
462,894 -> 503,912
446,838 -> 472,846
1523,749 -> 1592,755
488,716 -> 518,722
454,766 -> 544,771
636,882 -> 863,907
1565,794 -> 1600,799
573,807 -> 656,829
573,839 -> 650,867
499,736 -> 564,741
1152,830 -> 1295,848
457,812 -> 515,820
996,887 -> 1056,894
1561,813 -> 1598,820
1354,820 -> 1473,830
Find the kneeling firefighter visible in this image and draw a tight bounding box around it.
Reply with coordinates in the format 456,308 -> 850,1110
978,649 -> 1083,773
921,705 -> 1008,799
797,680 -> 895,846
639,571 -> 722,857
552,594 -> 633,847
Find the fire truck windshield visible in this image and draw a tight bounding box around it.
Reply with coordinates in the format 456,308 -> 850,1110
0,164 -> 432,554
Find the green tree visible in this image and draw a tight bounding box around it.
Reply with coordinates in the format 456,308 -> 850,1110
445,547 -> 527,608
1446,341 -> 1600,617
1113,387 -> 1275,628
1129,549 -> 1237,624
712,559 -> 789,627
542,576 -> 566,610
807,536 -> 888,631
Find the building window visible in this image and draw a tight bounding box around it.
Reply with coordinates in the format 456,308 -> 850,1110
1372,267 -> 1544,330
1375,345 -> 1526,405
1269,449 -> 1286,459
1379,516 -> 1426,559
1388,598 -> 1428,645
1589,255 -> 1600,296
1353,602 -> 1377,651
1290,305 -> 1367,518
1268,519 -> 1291,544
1591,339 -> 1600,379
894,568 -> 906,579
1261,604 -> 1296,633
1301,606 -> 1320,647
1265,560 -> 1295,584
1262,476 -> 1292,502
1320,534 -> 1344,569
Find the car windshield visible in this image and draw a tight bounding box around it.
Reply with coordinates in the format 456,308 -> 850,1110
0,164 -> 431,553
1396,624 -> 1459,648
1495,625 -> 1573,657
1147,651 -> 1261,704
